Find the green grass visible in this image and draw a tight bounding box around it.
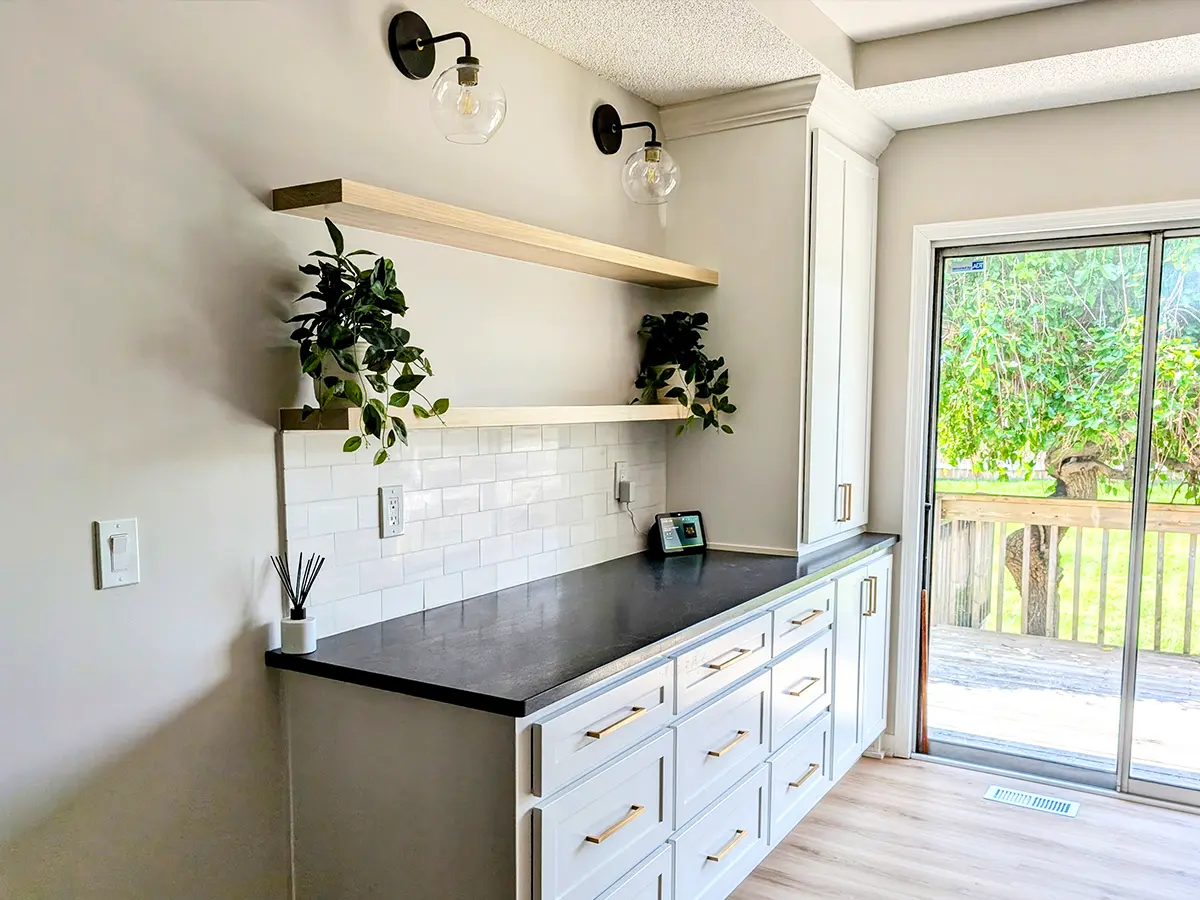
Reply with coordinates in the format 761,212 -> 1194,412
936,479 -> 1200,654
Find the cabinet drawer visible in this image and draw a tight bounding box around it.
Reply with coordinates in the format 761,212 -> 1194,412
595,844 -> 672,900
534,730 -> 674,900
672,613 -> 771,715
673,670 -> 770,829
670,766 -> 769,900
769,631 -> 832,751
533,660 -> 673,797
768,712 -> 831,846
772,581 -> 834,657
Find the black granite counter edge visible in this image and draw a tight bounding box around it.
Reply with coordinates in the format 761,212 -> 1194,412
516,533 -> 898,715
265,533 -> 898,718
265,653 -> 529,716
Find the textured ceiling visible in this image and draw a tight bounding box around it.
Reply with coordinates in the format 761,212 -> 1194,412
858,33 -> 1200,129
462,0 -> 846,106
811,0 -> 1086,42
465,0 -> 1200,131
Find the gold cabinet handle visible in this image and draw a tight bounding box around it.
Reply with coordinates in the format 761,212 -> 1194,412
867,575 -> 878,616
784,676 -> 821,698
584,805 -> 645,844
585,706 -> 647,740
846,483 -> 853,521
862,577 -> 873,617
835,484 -> 848,522
706,829 -> 748,862
788,763 -> 821,789
705,647 -> 754,671
790,609 -> 823,627
707,730 -> 750,758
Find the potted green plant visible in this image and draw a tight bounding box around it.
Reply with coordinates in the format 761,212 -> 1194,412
288,219 -> 449,465
633,311 -> 735,434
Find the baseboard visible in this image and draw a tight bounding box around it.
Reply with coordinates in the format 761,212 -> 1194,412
707,542 -> 799,557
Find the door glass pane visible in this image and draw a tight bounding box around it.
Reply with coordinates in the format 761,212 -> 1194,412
1130,236 -> 1200,793
926,242 -> 1149,780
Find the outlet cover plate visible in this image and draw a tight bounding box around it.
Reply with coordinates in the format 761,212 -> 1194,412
613,461 -> 629,500
380,486 -> 405,538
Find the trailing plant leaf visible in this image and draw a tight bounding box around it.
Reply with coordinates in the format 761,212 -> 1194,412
374,449 -> 388,465
289,221 -> 450,464
634,310 -> 735,435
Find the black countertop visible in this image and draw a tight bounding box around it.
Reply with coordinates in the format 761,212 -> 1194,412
265,532 -> 898,717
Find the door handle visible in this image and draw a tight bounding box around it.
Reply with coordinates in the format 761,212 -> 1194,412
584,805 -> 645,844
868,576 -> 878,615
705,647 -> 754,671
784,676 -> 822,698
585,706 -> 646,740
706,829 -> 747,862
836,484 -> 850,522
790,609 -> 824,627
708,730 -> 750,758
788,763 -> 821,789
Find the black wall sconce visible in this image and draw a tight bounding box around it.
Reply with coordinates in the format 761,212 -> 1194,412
388,9 -> 506,144
592,103 -> 680,205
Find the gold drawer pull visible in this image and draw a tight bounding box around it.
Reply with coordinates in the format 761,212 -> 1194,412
586,706 -> 647,740
584,805 -> 645,844
784,676 -> 821,698
705,647 -> 754,671
790,609 -> 823,627
706,829 -> 747,862
707,730 -> 750,758
788,763 -> 821,789
869,575 -> 879,615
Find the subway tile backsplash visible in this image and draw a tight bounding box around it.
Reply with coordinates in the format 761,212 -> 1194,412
280,422 -> 667,638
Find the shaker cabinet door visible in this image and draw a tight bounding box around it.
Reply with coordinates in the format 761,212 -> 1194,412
803,129 -> 878,543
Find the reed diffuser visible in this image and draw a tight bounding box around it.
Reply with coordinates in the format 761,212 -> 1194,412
272,552 -> 324,654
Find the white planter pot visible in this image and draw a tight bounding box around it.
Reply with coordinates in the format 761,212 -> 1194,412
653,365 -> 692,406
281,616 -> 317,654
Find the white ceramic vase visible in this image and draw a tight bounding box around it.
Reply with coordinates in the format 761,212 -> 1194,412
281,615 -> 317,654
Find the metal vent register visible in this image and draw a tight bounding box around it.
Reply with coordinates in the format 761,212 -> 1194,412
983,785 -> 1080,818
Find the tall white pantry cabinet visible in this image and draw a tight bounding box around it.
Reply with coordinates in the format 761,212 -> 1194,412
661,76 -> 891,555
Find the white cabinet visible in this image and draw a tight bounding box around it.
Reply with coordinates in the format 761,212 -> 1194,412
804,129 -> 879,544
830,553 -> 893,781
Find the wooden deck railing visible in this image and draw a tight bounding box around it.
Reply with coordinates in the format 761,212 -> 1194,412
933,493 -> 1200,655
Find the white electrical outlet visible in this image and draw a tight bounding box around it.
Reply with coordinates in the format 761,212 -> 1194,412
380,486 -> 405,538
613,462 -> 629,500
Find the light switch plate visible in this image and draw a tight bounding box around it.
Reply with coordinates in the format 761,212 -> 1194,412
94,518 -> 140,589
379,486 -> 405,538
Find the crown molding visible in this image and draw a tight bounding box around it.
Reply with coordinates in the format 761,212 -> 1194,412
660,76 -> 820,141
806,82 -> 895,160
660,76 -> 894,160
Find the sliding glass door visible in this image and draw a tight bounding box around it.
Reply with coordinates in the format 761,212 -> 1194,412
1126,234 -> 1200,803
921,230 -> 1200,805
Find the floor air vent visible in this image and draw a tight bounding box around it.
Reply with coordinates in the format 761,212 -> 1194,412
983,785 -> 1080,818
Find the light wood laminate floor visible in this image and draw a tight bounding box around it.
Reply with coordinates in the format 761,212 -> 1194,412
733,758 -> 1199,899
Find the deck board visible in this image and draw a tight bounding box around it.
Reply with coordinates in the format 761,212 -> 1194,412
928,626 -> 1200,788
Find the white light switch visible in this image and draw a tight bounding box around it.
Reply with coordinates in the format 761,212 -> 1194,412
379,486 -> 405,538
94,518 -> 140,589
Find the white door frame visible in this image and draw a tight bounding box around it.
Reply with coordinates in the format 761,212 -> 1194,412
890,197 -> 1200,763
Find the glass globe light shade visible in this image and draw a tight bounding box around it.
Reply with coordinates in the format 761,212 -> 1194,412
620,143 -> 679,205
430,60 -> 506,144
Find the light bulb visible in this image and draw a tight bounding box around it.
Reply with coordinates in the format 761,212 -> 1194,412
430,59 -> 506,144
456,86 -> 481,118
621,143 -> 679,205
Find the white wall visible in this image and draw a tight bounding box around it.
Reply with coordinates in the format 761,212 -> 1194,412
664,118 -> 810,553
872,88 -> 1200,536
871,90 -> 1200,743
0,1 -> 664,896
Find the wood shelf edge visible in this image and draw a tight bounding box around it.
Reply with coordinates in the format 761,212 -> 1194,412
271,179 -> 718,289
278,404 -> 690,432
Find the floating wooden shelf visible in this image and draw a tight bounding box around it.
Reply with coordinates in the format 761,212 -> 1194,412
279,404 -> 690,432
271,179 -> 719,290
